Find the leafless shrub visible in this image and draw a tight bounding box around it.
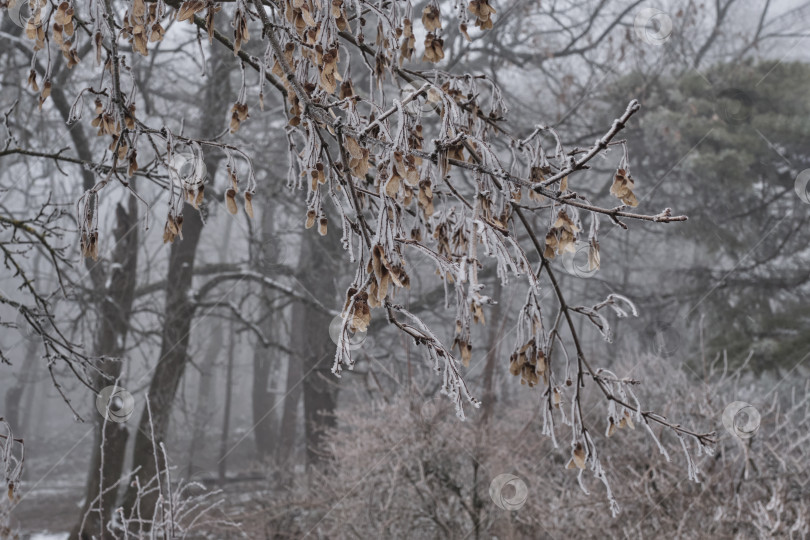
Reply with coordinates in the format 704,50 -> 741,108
245,350 -> 808,539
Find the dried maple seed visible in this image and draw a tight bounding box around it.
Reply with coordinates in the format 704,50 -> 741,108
225,188 -> 238,215
610,168 -> 639,207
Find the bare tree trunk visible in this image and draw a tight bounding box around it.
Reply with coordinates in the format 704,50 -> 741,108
276,228 -> 341,467
20,349 -> 40,433
186,323 -> 222,477
188,217 -> 233,474
120,205 -> 204,521
5,249 -> 42,435
252,333 -> 276,459
296,232 -> 340,467
72,199 -> 140,540
252,207 -> 279,460
218,327 -> 236,484
276,320 -> 302,466
4,341 -> 37,432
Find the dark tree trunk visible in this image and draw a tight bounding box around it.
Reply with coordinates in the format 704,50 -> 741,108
3,386 -> 23,434
119,205 -> 204,521
217,328 -> 236,484
276,319 -> 303,465
20,342 -> 40,436
276,227 -> 342,467
296,231 -> 341,467
3,340 -> 37,432
187,221 -> 233,475
5,250 -> 41,436
186,323 -> 222,476
252,336 -> 276,459
252,207 -> 279,460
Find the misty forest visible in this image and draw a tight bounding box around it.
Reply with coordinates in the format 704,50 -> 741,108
0,0 -> 808,538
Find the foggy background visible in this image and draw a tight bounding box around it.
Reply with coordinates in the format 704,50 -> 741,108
1,0 -> 809,538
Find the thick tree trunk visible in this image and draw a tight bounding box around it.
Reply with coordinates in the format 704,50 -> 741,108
5,250 -> 41,436
276,321 -> 303,465
276,227 -> 342,467
252,336 -> 276,459
3,386 -> 23,434
252,207 -> 279,460
3,341 -> 36,432
186,323 -> 222,477
119,206 -> 204,521
296,232 -> 341,467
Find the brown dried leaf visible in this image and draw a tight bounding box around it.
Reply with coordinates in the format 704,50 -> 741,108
572,443 -> 587,469
385,175 -> 401,199
349,292 -> 371,332
421,5 -> 442,32
225,188 -> 238,215
244,192 -> 254,219
459,23 -> 471,41
422,34 -> 444,63
230,102 -> 249,133
610,168 -> 639,207
469,0 -> 496,29
305,209 -> 317,229
344,136 -> 363,159
81,231 -> 99,260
